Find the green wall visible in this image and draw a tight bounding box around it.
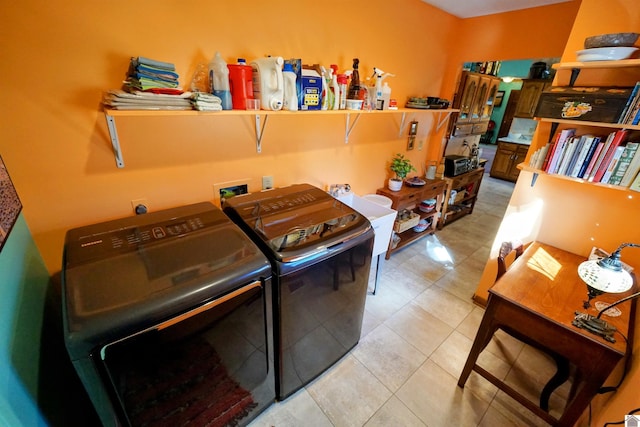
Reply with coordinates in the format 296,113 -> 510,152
0,214 -> 50,426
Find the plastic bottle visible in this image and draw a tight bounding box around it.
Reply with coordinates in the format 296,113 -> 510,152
209,52 -> 232,110
347,58 -> 360,100
337,73 -> 348,109
250,56 -> 284,111
282,63 -> 298,111
320,66 -> 330,111
228,58 -> 254,110
381,82 -> 391,110
331,70 -> 340,110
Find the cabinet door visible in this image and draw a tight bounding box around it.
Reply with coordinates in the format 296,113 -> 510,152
470,76 -> 490,121
458,73 -> 480,122
490,143 -> 516,179
507,146 -> 529,181
514,80 -> 547,118
480,77 -> 501,121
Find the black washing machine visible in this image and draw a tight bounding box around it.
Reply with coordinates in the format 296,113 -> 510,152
62,202 -> 274,426
223,184 -> 374,399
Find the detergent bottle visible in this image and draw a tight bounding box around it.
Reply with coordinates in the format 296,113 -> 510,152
282,63 -> 298,111
250,56 -> 284,111
209,52 -> 232,110
227,58 -> 254,110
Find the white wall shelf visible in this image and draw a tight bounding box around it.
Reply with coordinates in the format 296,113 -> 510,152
103,108 -> 458,168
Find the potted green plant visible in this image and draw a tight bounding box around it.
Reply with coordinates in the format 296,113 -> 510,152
389,153 -> 415,191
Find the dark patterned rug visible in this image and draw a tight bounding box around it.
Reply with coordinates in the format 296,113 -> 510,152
120,337 -> 256,427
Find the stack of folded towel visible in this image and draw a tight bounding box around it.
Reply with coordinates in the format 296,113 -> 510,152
124,56 -> 180,93
103,89 -> 192,110
191,93 -> 222,111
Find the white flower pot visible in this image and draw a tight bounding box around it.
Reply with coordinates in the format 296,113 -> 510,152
388,178 -> 403,191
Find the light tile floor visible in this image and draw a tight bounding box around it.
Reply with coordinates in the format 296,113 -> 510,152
250,175 -> 567,427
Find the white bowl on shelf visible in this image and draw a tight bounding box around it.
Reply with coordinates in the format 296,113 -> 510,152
576,47 -> 638,62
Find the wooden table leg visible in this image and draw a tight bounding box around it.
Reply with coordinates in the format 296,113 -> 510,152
458,301 -> 499,388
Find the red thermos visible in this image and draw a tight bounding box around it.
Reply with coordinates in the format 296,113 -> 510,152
228,59 -> 254,110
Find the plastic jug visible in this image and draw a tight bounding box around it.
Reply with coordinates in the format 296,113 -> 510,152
228,58 -> 254,110
282,63 -> 298,111
250,57 -> 284,111
209,52 -> 232,110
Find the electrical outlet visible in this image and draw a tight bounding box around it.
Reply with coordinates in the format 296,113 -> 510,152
262,175 -> 274,190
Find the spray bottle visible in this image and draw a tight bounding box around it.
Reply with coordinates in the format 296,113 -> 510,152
372,67 -> 395,110
337,73 -> 348,109
320,66 -> 330,110
209,52 -> 233,110
330,65 -> 340,110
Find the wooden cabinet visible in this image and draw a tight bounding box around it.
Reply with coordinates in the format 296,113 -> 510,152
451,71 -> 501,124
514,79 -> 551,118
376,180 -> 446,259
439,167 -> 484,228
490,141 -> 530,182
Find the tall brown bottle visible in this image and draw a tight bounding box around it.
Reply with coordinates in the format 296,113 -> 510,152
347,58 -> 360,99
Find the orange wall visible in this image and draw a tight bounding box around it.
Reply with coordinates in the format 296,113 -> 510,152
473,0 -> 640,424
0,0 -> 580,274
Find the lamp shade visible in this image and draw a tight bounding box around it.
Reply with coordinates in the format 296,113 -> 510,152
578,259 -> 633,293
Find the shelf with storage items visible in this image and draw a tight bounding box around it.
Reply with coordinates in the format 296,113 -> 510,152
439,167 -> 485,228
523,59 -> 640,191
491,141 -> 530,182
103,107 -> 458,168
376,179 -> 446,259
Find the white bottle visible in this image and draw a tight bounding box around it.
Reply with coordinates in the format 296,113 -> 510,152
209,52 -> 232,110
282,63 -> 298,111
331,69 -> 340,110
250,56 -> 284,111
381,82 -> 391,111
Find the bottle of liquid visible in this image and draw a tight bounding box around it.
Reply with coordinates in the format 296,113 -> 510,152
337,74 -> 348,109
282,63 -> 298,111
227,58 -> 254,110
331,68 -> 340,110
250,56 -> 284,111
347,58 -> 360,100
209,52 -> 232,110
381,82 -> 392,111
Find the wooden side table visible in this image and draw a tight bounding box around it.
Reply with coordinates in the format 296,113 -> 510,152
458,242 -> 636,426
376,179 -> 445,259
439,167 -> 484,228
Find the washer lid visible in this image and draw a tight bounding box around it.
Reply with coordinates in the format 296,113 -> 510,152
223,184 -> 371,262
62,202 -> 270,356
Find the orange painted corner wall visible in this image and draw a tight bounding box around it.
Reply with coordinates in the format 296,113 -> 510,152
1,0 -> 578,273
472,0 -> 640,424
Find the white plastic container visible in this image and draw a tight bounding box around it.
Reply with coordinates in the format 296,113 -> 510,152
381,82 -> 391,111
209,52 -> 232,110
282,63 -> 298,111
250,57 -> 284,111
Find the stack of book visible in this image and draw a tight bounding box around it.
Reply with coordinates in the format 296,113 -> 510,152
618,82 -> 640,126
123,56 -> 181,93
528,128 -> 640,190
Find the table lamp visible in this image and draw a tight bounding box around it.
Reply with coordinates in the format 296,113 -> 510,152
573,243 -> 639,342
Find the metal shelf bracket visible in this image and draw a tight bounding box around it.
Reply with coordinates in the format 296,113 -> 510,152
436,111 -> 454,132
105,114 -> 125,168
344,112 -> 362,143
531,172 -> 539,187
254,114 -> 269,153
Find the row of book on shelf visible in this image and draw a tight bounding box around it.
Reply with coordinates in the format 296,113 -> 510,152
618,81 -> 640,125
528,127 -> 640,191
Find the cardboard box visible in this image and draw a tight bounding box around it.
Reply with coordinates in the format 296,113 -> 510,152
300,69 -> 322,110
534,86 -> 633,123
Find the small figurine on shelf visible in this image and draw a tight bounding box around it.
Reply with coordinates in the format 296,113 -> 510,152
389,153 -> 416,191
